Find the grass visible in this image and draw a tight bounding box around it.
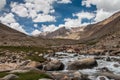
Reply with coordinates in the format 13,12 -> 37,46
85,39 -> 98,45
0,46 -> 48,62
86,41 -> 98,45
0,71 -> 52,80
15,71 -> 51,80
26,54 -> 46,62
0,46 -> 52,80
0,46 -> 48,53
0,72 -> 9,78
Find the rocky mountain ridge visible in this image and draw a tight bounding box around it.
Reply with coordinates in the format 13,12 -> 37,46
0,23 -> 78,46
39,11 -> 120,43
39,26 -> 85,40
0,11 -> 120,48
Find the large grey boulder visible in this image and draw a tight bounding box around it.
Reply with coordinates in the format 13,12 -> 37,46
67,58 -> 98,70
44,59 -> 64,71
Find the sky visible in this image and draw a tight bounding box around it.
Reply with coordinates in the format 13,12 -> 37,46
0,0 -> 120,36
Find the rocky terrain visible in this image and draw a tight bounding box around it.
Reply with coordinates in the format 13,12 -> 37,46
0,10 -> 120,80
39,12 -> 120,46
0,23 -> 78,47
0,50 -> 120,80
80,11 -> 120,41
39,27 -> 84,40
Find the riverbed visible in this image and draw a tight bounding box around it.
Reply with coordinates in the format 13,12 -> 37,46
44,52 -> 120,80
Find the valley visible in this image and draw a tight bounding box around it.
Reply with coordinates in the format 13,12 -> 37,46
0,11 -> 120,80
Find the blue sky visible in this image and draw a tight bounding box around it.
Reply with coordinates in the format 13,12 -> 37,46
0,0 -> 120,35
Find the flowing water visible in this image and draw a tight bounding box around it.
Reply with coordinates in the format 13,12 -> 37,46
44,52 -> 120,80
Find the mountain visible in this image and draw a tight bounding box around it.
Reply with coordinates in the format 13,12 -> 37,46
38,11 -> 120,48
40,11 -> 120,42
0,23 -> 78,47
40,26 -> 85,40
78,11 -> 120,49
0,11 -> 120,47
0,23 -> 26,36
0,23 -> 32,46
80,11 -> 120,41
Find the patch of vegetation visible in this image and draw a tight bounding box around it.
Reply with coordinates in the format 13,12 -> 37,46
0,46 -> 48,53
78,39 -> 98,46
0,71 -> 52,80
0,72 -> 8,78
86,41 -> 98,45
0,46 -> 48,62
15,71 -> 51,80
26,54 -> 46,62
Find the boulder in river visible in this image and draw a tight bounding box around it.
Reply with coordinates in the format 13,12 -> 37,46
72,71 -> 90,80
17,61 -> 43,70
67,58 -> 98,70
96,76 -> 109,80
26,61 -> 43,70
96,72 -> 120,80
44,59 -> 64,71
51,71 -> 88,80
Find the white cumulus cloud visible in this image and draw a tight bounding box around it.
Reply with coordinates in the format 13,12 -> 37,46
0,0 -> 6,10
31,29 -> 41,36
82,0 -> 120,22
57,0 -> 72,4
33,14 -> 56,23
11,2 -> 29,17
64,11 -> 95,28
95,9 -> 113,22
39,11 -> 95,32
0,13 -> 27,34
0,13 -> 16,23
10,0 -> 56,22
25,0 -> 55,14
41,24 -> 58,32
9,23 -> 27,34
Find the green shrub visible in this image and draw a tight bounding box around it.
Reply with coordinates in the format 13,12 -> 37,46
0,71 -> 52,80
15,71 -> 51,80
0,72 -> 8,78
0,46 -> 48,53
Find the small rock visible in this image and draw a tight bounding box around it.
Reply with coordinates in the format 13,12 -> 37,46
98,67 -> 111,72
96,72 -> 120,80
39,78 -> 53,80
72,71 -> 89,80
105,57 -> 111,61
73,54 -> 78,57
61,75 -> 70,80
96,76 -> 109,80
113,64 -> 120,67
9,69 -> 30,73
19,60 -> 30,66
73,71 -> 82,78
2,74 -> 19,80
